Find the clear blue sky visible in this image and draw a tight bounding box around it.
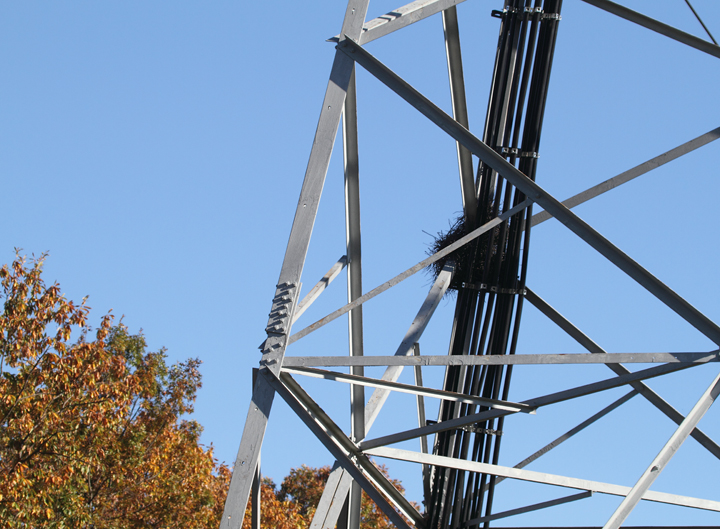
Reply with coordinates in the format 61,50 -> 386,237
2,1 -> 720,526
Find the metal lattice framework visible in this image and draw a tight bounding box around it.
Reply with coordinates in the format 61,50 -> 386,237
221,1 -> 720,528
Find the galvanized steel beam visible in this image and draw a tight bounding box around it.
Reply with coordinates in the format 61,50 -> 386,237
364,261 -> 455,431
235,3 -> 720,526
342,65 -> 363,529
505,391 -> 638,480
283,365 -> 535,413
684,0 -> 718,45
288,201 -> 529,344
412,343 -> 431,508
360,361 -> 694,450
442,5 -> 477,227
283,351 -> 720,367
219,3 -> 370,527
337,36 -> 720,347
581,0 -> 720,59
309,463 -> 349,529
308,264 -> 454,529
483,391 -> 639,493
250,458 -> 260,529
604,370 -> 720,528
465,491 -> 593,526
330,0 -> 469,45
530,126 -> 720,227
364,447 -> 720,512
310,470 -> 354,529
273,371 -> 424,528
293,256 -> 347,322
526,287 -> 720,460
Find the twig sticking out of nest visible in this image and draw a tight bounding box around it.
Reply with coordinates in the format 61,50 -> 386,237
426,214 -> 499,292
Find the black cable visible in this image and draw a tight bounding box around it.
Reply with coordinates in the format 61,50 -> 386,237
426,1 -> 562,526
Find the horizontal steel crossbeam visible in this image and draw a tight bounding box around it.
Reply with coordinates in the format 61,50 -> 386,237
283,351 -> 720,367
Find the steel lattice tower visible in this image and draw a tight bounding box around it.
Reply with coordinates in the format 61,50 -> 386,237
221,2 -> 720,528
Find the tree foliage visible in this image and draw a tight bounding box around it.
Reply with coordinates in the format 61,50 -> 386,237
0,253 -> 416,528
245,464 -> 415,529
0,254 -> 230,528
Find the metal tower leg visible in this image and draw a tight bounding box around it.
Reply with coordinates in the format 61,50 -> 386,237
219,3 -> 370,528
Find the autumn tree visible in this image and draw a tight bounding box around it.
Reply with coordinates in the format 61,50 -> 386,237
0,254 -> 417,528
0,254 -> 230,528
244,464 -> 416,529
241,476 -> 307,529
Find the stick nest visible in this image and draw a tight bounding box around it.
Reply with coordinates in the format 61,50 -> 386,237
426,214 -> 499,292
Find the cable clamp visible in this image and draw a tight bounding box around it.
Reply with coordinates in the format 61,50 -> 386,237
520,6 -> 543,20
519,151 -> 539,159
463,425 -> 503,436
542,12 -> 562,21
426,420 -> 502,436
461,282 -> 526,295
